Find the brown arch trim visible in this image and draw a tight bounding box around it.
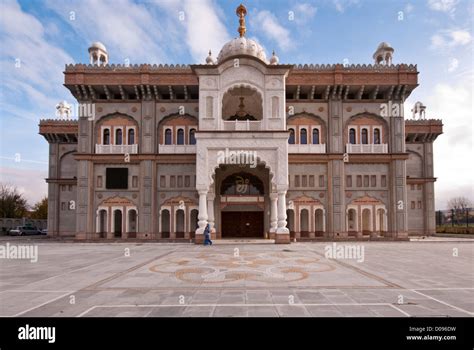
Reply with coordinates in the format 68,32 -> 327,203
344,113 -> 389,144
287,112 -> 327,144
94,113 -> 139,144
158,113 -> 198,127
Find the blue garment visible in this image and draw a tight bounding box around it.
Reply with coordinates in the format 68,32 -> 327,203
203,224 -> 213,245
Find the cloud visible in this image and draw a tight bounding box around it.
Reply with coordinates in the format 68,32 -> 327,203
44,0 -> 230,64
447,57 -> 459,72
333,0 -> 360,13
0,0 -> 74,113
253,10 -> 292,51
293,3 -> 318,23
430,29 -> 472,50
405,3 -> 414,14
44,0 -> 170,64
427,0 -> 459,14
182,0 -> 231,63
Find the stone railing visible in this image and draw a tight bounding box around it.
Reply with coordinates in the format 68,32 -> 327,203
158,144 -> 196,154
95,144 -> 138,154
346,143 -> 388,153
223,120 -> 262,131
288,144 -> 326,153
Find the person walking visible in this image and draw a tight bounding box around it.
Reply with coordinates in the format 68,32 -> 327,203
203,223 -> 213,246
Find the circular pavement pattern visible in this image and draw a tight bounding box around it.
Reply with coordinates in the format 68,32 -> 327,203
149,251 -> 335,284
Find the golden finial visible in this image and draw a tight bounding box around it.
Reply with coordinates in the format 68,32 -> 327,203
236,4 -> 247,38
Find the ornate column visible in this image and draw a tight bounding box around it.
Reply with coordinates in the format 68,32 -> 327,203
269,192 -> 278,239
195,189 -> 208,244
207,192 -> 216,239
275,190 -> 290,243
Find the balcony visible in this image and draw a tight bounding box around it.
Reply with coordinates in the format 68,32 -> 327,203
288,144 -> 326,153
158,144 -> 196,154
95,144 -> 138,154
223,120 -> 262,131
346,143 -> 388,153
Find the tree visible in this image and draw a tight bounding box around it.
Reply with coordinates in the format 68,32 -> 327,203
31,197 -> 48,219
0,184 -> 28,218
447,197 -> 472,225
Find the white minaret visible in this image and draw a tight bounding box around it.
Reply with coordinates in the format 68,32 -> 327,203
88,42 -> 108,66
373,42 -> 394,66
55,101 -> 72,120
411,101 -> 426,120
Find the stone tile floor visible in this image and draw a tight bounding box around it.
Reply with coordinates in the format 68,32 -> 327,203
0,238 -> 472,317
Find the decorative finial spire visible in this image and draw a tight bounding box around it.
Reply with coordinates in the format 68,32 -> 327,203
236,4 -> 247,38
206,49 -> 215,65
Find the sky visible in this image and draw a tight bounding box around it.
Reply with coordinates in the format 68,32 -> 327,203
0,0 -> 472,210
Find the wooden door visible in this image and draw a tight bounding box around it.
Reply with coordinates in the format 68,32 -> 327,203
221,211 -> 263,238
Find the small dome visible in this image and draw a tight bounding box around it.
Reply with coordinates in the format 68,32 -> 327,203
217,37 -> 268,64
376,42 -> 394,51
269,50 -> 279,65
89,42 -> 107,52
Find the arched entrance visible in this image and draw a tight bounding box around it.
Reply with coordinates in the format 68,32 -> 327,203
98,209 -> 107,238
216,166 -> 269,238
362,208 -> 372,235
161,209 -> 170,238
347,208 -> 357,236
113,209 -> 122,237
300,209 -> 309,238
175,209 -> 185,238
190,209 -> 198,239
127,209 -> 137,238
315,209 -> 324,237
287,209 -> 295,238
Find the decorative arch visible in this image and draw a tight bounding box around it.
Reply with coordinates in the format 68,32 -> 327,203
287,195 -> 326,239
221,84 -> 264,121
209,154 -> 276,191
95,113 -> 139,145
100,196 -> 135,207
343,113 -> 389,145
59,150 -> 77,178
157,113 -> 198,145
162,196 -> 197,206
347,195 -> 387,238
287,112 -> 327,145
220,172 -> 265,195
407,150 -> 424,178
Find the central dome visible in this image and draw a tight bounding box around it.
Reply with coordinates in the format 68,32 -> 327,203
217,37 -> 268,64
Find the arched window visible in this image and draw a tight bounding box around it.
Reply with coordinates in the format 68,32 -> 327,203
115,128 -> 123,145
128,129 -> 135,145
165,129 -> 172,145
300,128 -> 307,144
189,129 -> 196,145
312,128 -> 320,144
373,128 -> 380,144
288,128 -> 295,144
103,129 -> 110,145
177,129 -> 184,145
361,128 -> 368,144
349,128 -> 356,144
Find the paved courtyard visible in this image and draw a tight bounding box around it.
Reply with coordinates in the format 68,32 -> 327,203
0,238 -> 473,317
